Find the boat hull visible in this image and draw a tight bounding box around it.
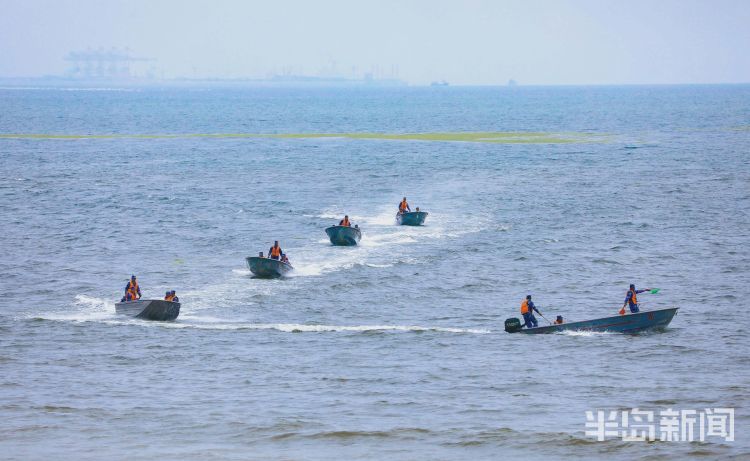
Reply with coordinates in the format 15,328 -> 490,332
396,211 -> 428,226
115,299 -> 181,321
325,225 -> 362,246
509,307 -> 678,334
246,256 -> 294,278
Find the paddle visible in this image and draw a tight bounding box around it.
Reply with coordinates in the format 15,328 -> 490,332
537,311 -> 553,325
619,288 -> 660,315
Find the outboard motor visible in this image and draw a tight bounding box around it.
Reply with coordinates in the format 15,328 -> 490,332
504,317 -> 523,333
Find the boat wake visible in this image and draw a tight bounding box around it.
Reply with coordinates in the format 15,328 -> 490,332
30,295 -> 117,323
34,302 -> 490,335
288,204 -> 492,278
557,330 -> 615,337
157,321 -> 491,334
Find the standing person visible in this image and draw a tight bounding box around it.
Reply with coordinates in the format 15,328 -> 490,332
125,275 -> 141,300
622,284 -> 651,314
398,197 -> 411,213
339,215 -> 351,227
268,241 -> 283,260
520,295 -> 541,328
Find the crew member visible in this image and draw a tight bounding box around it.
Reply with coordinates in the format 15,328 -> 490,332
554,315 -> 564,325
170,290 -> 179,303
398,197 -> 411,213
520,295 -> 541,328
165,291 -> 173,301
339,215 -> 351,227
125,275 -> 141,300
622,284 -> 650,314
268,241 -> 283,260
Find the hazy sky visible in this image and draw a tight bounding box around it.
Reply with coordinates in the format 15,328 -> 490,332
1,0 -> 749,85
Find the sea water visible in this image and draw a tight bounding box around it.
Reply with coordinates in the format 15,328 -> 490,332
1,85 -> 748,459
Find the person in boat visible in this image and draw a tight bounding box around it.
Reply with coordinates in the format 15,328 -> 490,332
623,284 -> 651,313
415,207 -> 420,212
125,275 -> 141,301
554,315 -> 564,324
268,241 -> 283,260
398,197 -> 411,213
164,291 -> 172,301
520,295 -> 541,328
339,215 -> 351,227
280,253 -> 290,264
258,251 -> 264,258
170,290 -> 179,303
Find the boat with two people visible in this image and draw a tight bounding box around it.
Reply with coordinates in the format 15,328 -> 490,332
115,275 -> 181,321
396,197 -> 428,226
505,307 -> 678,334
246,240 -> 294,278
325,215 -> 362,246
504,286 -> 677,334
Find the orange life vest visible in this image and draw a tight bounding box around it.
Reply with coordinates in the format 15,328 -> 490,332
271,245 -> 281,258
165,294 -> 173,301
342,217 -> 350,227
520,299 -> 529,314
127,280 -> 139,299
629,290 -> 638,305
399,200 -> 408,212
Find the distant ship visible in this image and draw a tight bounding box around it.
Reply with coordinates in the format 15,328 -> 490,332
430,80 -> 449,87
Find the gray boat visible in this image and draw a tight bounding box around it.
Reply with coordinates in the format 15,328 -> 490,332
115,299 -> 181,321
325,225 -> 362,246
504,307 -> 678,334
246,256 -> 294,278
396,211 -> 428,226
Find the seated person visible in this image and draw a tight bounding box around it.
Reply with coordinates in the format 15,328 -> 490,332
165,291 -> 173,301
258,251 -> 264,258
280,253 -> 290,264
125,275 -> 141,300
554,315 -> 564,324
339,215 -> 351,227
170,290 -> 179,303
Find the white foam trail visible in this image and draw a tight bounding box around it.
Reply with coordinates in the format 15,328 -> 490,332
39,295 -> 116,322
558,330 -> 614,337
50,296 -> 491,336
157,322 -> 491,334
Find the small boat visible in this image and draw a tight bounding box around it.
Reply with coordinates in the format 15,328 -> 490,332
246,256 -> 294,278
396,211 -> 428,226
504,307 -> 678,334
115,299 -> 181,321
325,225 -> 362,246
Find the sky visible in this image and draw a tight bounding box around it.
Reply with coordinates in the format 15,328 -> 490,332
0,0 -> 749,85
